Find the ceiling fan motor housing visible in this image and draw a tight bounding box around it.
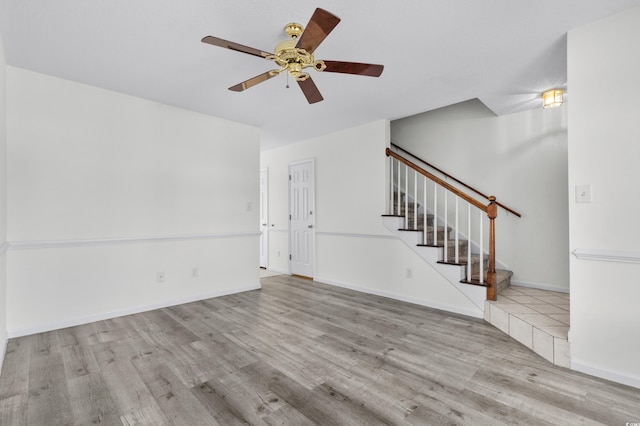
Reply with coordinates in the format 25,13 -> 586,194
284,22 -> 303,39
270,23 -> 325,81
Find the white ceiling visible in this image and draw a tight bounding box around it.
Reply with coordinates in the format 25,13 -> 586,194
1,1 -> 640,150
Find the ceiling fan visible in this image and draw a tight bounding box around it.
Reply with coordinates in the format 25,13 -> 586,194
201,8 -> 384,104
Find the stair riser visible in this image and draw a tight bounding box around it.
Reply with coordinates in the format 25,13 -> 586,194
395,209 -> 432,221
444,244 -> 469,260
401,217 -> 434,227
468,266 -> 488,280
454,259 -> 488,277
468,268 -> 510,286
496,277 -> 510,294
422,228 -> 454,242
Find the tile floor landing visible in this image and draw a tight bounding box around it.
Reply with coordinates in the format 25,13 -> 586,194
485,285 -> 571,368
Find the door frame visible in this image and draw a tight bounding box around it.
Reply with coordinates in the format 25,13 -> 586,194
259,167 -> 269,269
288,158 -> 316,278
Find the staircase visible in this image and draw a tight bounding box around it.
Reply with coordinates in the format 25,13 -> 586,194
382,191 -> 512,313
385,146 -> 570,368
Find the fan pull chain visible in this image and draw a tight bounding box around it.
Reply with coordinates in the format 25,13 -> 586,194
286,73 -> 289,89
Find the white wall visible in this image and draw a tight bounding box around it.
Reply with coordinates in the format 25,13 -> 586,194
568,6 -> 640,388
6,68 -> 260,335
261,120 -> 483,317
0,33 -> 8,367
391,99 -> 569,292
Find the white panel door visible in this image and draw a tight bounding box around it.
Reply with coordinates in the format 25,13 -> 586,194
289,160 -> 315,278
259,168 -> 268,268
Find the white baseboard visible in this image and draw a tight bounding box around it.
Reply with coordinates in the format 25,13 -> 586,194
266,267 -> 290,275
510,280 -> 570,294
0,337 -> 7,373
8,282 -> 261,338
571,358 -> 640,390
315,276 -> 484,319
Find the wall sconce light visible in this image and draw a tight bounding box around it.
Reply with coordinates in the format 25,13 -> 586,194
542,88 -> 565,109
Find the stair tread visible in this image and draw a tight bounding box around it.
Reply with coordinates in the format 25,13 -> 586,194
438,252 -> 486,264
461,269 -> 513,286
399,225 -> 452,231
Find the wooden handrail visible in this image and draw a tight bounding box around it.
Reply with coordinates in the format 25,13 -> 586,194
387,147 -> 498,301
386,148 -> 487,212
390,143 -> 522,218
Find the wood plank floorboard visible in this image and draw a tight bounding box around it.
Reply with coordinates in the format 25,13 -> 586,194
1,275 -> 639,425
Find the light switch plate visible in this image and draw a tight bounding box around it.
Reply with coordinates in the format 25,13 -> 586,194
575,185 -> 592,203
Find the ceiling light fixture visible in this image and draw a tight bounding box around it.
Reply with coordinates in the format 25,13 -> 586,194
542,88 -> 565,109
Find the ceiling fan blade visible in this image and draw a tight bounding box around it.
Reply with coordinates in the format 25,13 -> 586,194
296,8 -> 341,54
229,71 -> 279,92
297,77 -> 324,104
201,36 -> 271,59
322,61 -> 384,77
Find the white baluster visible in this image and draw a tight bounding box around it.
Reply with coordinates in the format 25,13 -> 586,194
444,191 -> 448,262
467,203 -> 471,282
455,196 -> 459,264
396,159 -> 401,216
433,183 -> 438,247
389,156 -> 393,215
413,170 -> 418,230
423,176 -> 427,245
404,164 -> 409,228
479,211 -> 484,284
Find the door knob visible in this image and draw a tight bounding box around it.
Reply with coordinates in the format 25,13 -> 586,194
308,225 -> 313,229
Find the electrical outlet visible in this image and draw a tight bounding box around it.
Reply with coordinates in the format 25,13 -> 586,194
191,267 -> 199,278
406,268 -> 413,279
156,272 -> 165,283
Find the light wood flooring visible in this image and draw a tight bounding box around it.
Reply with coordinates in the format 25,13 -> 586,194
0,274 -> 639,425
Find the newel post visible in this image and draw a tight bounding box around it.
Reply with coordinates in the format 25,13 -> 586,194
486,196 -> 498,301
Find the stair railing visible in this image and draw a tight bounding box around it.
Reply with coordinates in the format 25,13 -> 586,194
391,143 -> 521,218
386,148 -> 499,301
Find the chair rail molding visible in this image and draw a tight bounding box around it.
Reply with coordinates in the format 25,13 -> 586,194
315,231 -> 397,240
8,231 -> 261,250
572,248 -> 640,264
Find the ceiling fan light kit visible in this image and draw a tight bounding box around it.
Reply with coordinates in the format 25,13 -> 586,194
201,8 -> 384,104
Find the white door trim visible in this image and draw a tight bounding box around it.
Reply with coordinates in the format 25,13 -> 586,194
259,168 -> 269,269
289,158 -> 315,278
